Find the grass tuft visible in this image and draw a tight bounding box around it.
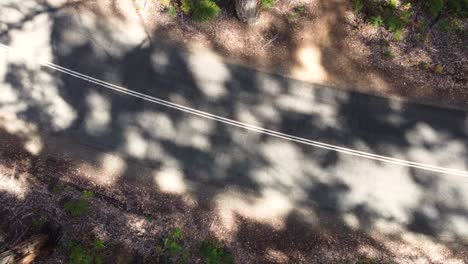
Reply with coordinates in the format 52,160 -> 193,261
192,0 -> 220,22
262,0 -> 276,9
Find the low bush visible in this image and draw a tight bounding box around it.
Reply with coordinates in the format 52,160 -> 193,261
192,0 -> 221,22
262,0 -> 276,9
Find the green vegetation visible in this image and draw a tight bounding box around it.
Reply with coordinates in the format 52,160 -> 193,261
422,62 -> 445,74
168,6 -> 178,17
423,0 -> 468,18
161,0 -> 172,7
352,0 -> 467,41
383,48 -> 394,59
288,5 -> 306,22
181,0 -> 194,14
192,0 -> 221,22
163,228 -> 184,255
162,0 -> 220,22
262,0 -> 276,9
199,239 -> 234,264
64,191 -> 94,217
352,0 -> 364,13
160,228 -> 189,263
52,185 -> 63,194
439,18 -> 451,31
157,228 -> 234,264
145,214 -> 154,223
66,240 -> 105,264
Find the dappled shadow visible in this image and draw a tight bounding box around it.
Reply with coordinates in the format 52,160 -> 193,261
1,0 -> 468,262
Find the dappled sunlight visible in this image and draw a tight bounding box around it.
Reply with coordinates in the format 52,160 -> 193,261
378,232 -> 467,264
215,188 -> 295,232
153,166 -> 188,194
1,1 -> 468,261
85,91 -> 111,136
186,46 -> 230,99
76,153 -> 126,186
0,114 -> 43,155
0,166 -> 30,200
291,45 -> 328,83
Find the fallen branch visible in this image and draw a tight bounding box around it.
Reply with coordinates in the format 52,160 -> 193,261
262,33 -> 280,49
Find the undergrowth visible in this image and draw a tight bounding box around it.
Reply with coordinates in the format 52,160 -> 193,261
157,227 -> 234,264
352,0 -> 467,41
66,239 -> 105,264
163,0 -> 220,22
199,239 -> 234,264
262,0 -> 276,9
64,191 -> 94,217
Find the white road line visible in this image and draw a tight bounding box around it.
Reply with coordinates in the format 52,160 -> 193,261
1,43 -> 468,177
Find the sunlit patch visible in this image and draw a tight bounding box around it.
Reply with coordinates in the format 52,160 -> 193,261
126,215 -> 149,237
1,53 -> 77,132
380,232 -> 466,264
215,188 -> 293,234
85,91 -> 111,135
0,168 -> 29,200
406,123 -> 439,145
151,50 -> 170,72
291,45 -> 328,83
448,215 -> 468,239
255,139 -> 312,197
124,127 -> 148,159
356,245 -> 381,261
153,166 -> 187,194
334,155 -> 421,224
343,213 -> 360,230
0,114 -> 43,155
264,248 -> 289,263
8,13 -> 52,60
237,106 -> 261,127
187,46 -> 230,99
406,124 -> 467,171
77,153 -> 126,186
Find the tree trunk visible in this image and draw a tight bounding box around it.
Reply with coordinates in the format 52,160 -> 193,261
235,0 -> 261,24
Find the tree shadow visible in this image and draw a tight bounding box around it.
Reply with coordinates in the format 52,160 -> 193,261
1,1 -> 468,262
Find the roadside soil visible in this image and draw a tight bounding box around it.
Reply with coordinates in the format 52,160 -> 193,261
1,127 -> 468,263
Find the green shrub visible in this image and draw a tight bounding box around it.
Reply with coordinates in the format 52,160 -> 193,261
64,199 -> 89,217
439,19 -> 451,31
369,15 -> 384,27
423,0 -> 467,17
352,0 -> 364,13
66,240 -> 105,264
383,49 -> 394,60
262,0 -> 276,9
64,191 -> 94,217
393,28 -> 404,41
192,0 -> 220,22
168,5 -> 178,17
388,0 -> 397,9
199,240 -> 234,264
425,0 -> 445,17
160,228 -> 189,263
181,0 -> 194,14
161,0 -> 171,7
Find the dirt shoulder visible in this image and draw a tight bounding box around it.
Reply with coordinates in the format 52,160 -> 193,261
1,127 -> 467,263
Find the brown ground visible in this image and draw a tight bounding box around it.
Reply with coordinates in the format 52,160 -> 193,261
67,0 -> 468,110
1,126 -> 468,263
